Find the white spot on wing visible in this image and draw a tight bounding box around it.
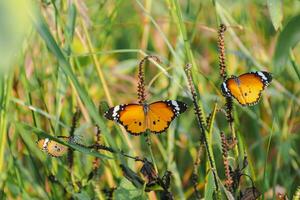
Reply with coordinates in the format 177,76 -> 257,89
257,71 -> 267,81
171,100 -> 180,111
112,105 -> 120,117
222,82 -> 228,93
43,138 -> 49,150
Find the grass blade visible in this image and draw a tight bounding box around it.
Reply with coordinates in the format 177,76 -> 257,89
273,15 -> 300,73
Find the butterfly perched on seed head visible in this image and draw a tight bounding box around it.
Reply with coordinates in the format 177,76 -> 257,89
221,71 -> 272,106
104,100 -> 187,135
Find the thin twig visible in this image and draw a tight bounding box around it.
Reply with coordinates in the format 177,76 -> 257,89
88,125 -> 102,181
185,64 -> 219,191
119,151 -> 145,162
69,108 -> 81,137
68,108 -> 81,169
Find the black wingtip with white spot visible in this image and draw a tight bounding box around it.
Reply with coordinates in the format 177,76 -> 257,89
165,100 -> 188,117
255,71 -> 272,86
220,81 -> 231,97
104,107 -> 115,120
104,104 -> 125,121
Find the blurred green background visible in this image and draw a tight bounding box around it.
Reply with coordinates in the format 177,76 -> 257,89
0,0 -> 299,199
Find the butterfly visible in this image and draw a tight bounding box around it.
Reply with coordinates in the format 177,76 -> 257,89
221,71 -> 272,106
104,100 -> 187,135
37,136 -> 78,157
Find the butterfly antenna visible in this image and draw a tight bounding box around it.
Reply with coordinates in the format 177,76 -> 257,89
137,55 -> 161,104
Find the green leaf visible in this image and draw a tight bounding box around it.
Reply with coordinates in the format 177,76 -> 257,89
273,15 -> 300,73
66,3 -> 76,42
73,191 -> 91,200
65,3 -> 76,54
119,164 -> 144,188
267,0 -> 283,31
204,171 -> 215,199
219,180 -> 235,200
114,179 -> 147,200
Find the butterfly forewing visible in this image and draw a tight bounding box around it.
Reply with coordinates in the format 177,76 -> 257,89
147,101 -> 175,133
105,104 -> 147,135
148,100 -> 187,134
37,138 -> 49,151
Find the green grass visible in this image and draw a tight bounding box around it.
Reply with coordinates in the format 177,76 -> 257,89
0,0 -> 300,199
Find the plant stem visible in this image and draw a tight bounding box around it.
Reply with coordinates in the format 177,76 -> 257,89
145,131 -> 158,173
185,64 -> 219,192
0,73 -> 13,172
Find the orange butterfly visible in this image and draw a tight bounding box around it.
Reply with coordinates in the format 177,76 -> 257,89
221,71 -> 272,106
104,100 -> 187,135
37,136 -> 79,157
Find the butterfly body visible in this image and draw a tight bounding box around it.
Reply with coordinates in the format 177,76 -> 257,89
221,71 -> 272,106
104,100 -> 187,135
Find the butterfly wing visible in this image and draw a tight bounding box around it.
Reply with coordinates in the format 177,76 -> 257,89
37,138 -> 49,151
221,71 -> 272,106
104,104 -> 147,135
47,139 -> 69,157
238,72 -> 265,105
147,100 -> 187,134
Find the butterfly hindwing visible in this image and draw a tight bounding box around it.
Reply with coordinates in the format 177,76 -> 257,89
47,139 -> 69,157
221,71 -> 272,106
148,100 -> 187,134
105,104 -> 146,135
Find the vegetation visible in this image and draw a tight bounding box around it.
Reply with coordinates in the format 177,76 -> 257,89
0,0 -> 299,199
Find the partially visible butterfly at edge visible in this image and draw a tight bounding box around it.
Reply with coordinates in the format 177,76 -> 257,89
104,100 -> 187,135
221,71 -> 272,106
